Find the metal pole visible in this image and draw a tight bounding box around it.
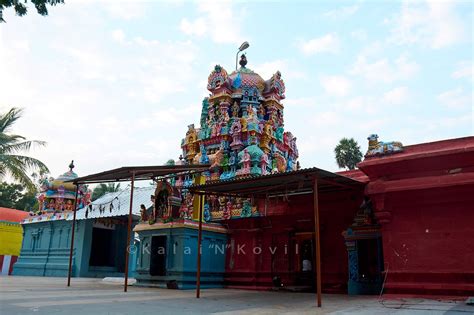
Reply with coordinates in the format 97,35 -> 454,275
124,172 -> 135,292
313,178 -> 322,307
67,185 -> 79,287
196,194 -> 203,298
235,51 -> 239,70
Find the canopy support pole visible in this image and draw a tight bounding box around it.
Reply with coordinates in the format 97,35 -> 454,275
124,171 -> 135,292
313,178 -> 322,307
196,194 -> 204,298
67,185 -> 79,287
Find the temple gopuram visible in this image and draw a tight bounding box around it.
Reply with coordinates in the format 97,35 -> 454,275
176,54 -> 298,221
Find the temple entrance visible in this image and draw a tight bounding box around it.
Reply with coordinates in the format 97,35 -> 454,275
343,197 -> 384,294
89,227 -> 115,267
294,233 -> 315,289
357,239 -> 380,281
150,236 -> 167,276
88,221 -> 129,276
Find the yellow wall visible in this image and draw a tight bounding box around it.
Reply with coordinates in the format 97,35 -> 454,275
192,175 -> 206,221
0,222 -> 24,256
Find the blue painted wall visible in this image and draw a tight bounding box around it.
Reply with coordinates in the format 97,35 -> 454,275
135,227 -> 227,289
13,219 -> 137,278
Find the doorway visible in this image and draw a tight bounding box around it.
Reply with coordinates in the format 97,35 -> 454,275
150,236 -> 167,276
294,233 -> 315,288
89,227 -> 115,267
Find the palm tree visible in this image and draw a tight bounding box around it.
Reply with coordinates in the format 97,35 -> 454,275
91,183 -> 121,201
334,138 -> 363,170
0,108 -> 49,191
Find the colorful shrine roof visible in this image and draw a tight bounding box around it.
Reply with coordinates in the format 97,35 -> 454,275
31,160 -> 91,219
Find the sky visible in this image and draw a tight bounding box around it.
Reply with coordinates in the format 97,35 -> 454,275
0,0 -> 472,180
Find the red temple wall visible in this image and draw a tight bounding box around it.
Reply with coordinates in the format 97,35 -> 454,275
223,190 -> 363,292
357,136 -> 474,295
379,185 -> 474,295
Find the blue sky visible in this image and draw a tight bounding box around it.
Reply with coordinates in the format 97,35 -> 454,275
0,0 -> 472,179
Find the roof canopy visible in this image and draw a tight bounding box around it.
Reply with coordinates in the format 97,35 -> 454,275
69,165 -> 211,184
72,187 -> 154,221
188,167 -> 365,198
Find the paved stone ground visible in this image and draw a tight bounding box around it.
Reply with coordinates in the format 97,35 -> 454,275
0,276 -> 472,315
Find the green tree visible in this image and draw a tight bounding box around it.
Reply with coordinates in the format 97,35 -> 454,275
0,108 -> 49,191
91,183 -> 121,201
165,159 -> 175,166
0,181 -> 37,211
334,138 -> 363,170
0,0 -> 64,22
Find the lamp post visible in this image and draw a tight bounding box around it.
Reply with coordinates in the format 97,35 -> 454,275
235,41 -> 250,70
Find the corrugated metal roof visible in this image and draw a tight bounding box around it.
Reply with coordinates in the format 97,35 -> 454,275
71,186 -> 155,220
69,164 -> 210,184
188,167 -> 365,197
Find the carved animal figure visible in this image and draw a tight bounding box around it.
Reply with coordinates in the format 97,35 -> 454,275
366,134 -> 403,157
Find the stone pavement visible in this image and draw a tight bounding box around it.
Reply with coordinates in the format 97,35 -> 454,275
0,276 -> 472,314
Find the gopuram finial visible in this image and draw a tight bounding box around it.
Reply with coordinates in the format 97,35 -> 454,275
239,54 -> 247,68
69,160 -> 75,171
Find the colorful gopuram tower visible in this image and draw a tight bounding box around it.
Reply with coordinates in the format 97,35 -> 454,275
181,54 -> 298,178
174,54 -> 299,221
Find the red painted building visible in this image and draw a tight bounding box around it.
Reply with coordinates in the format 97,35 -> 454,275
357,136 -> 474,295
219,136 -> 474,296
224,189 -> 363,292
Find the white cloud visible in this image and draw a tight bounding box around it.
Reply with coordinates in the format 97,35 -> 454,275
112,29 -> 125,43
299,33 -> 340,55
253,59 -> 306,81
319,75 -> 352,97
179,0 -> 245,44
350,53 -> 419,83
324,5 -> 359,19
452,61 -> 473,80
388,0 -> 466,48
284,97 -> 317,108
437,87 -> 471,109
101,1 -> 147,20
351,29 -> 368,41
383,86 -> 409,105
180,17 -> 207,37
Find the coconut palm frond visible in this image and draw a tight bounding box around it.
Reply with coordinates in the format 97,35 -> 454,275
0,140 -> 47,154
0,155 -> 36,190
0,108 -> 23,134
4,154 -> 49,173
0,133 -> 26,147
0,107 -> 49,189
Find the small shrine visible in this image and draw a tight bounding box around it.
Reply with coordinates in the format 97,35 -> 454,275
342,197 -> 384,295
37,160 -> 90,215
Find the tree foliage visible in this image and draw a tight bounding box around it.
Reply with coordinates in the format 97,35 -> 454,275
0,108 -> 49,191
91,183 -> 121,201
0,0 -> 64,22
334,138 -> 363,170
0,181 -> 37,211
